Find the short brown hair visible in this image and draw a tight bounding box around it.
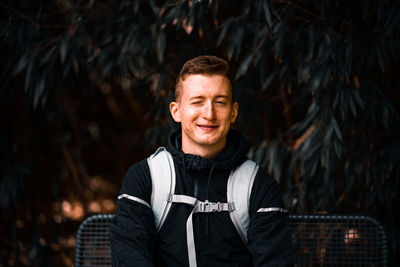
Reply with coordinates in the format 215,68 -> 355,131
175,55 -> 233,101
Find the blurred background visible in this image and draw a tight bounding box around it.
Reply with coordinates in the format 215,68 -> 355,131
1,0 -> 399,265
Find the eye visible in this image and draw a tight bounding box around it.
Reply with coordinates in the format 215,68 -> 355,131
216,101 -> 227,105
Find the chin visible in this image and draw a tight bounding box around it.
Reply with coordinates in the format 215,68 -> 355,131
197,138 -> 221,147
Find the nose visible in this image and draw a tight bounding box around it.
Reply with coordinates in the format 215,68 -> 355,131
202,101 -> 216,120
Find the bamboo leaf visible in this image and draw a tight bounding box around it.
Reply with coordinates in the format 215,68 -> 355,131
33,75 -> 45,109
42,45 -> 57,64
331,116 -> 342,141
235,53 -> 253,80
345,42 -> 353,75
311,68 -> 324,90
156,30 -> 166,63
384,1 -> 400,35
216,18 -> 235,46
333,138 -> 343,158
233,26 -> 244,60
351,89 -> 364,109
263,0 -> 273,30
14,53 -> 28,75
60,38 -> 68,64
347,89 -> 357,117
24,56 -> 34,91
261,68 -> 278,91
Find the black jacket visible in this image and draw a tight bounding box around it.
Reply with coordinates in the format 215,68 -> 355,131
109,129 -> 294,266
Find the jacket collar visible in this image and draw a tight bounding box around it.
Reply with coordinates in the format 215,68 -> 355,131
166,127 -> 250,171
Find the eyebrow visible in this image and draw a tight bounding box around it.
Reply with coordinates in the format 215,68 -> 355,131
189,95 -> 230,101
215,95 -> 230,99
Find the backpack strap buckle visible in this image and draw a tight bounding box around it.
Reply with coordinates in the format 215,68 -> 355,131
196,200 -> 233,213
199,200 -> 220,212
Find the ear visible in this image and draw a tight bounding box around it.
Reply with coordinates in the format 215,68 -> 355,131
230,102 -> 239,123
169,101 -> 181,123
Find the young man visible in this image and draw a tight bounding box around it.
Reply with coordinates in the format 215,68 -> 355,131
109,56 -> 294,266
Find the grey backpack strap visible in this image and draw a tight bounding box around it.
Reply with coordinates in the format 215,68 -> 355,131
227,159 -> 259,243
147,147 -> 176,231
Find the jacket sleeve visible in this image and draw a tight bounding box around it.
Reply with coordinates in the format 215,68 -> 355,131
109,159 -> 157,267
247,167 -> 294,267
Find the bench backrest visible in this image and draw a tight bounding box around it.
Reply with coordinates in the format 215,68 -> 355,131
74,214 -> 388,266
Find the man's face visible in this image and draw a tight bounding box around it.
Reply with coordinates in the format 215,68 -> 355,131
170,74 -> 238,158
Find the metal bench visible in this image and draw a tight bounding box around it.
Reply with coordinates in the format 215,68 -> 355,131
74,214 -> 388,266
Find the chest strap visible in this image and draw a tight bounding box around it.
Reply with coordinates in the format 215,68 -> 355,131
168,193 -> 234,267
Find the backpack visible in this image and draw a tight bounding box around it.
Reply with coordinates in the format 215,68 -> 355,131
147,147 -> 259,243
148,147 -> 260,267
118,147 -> 260,267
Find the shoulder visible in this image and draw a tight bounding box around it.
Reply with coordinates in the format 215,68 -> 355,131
122,158 -> 151,185
119,158 -> 152,202
253,166 -> 278,191
249,165 -> 285,214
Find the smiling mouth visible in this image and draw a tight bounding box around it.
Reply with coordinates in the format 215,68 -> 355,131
198,125 -> 218,131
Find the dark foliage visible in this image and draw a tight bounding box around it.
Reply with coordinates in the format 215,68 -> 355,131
1,0 -> 399,265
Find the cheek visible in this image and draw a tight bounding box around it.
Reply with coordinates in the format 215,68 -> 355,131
224,110 -> 235,122
183,106 -> 200,118
180,107 -> 198,123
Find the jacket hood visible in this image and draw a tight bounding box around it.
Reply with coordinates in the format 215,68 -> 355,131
166,127 -> 250,171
